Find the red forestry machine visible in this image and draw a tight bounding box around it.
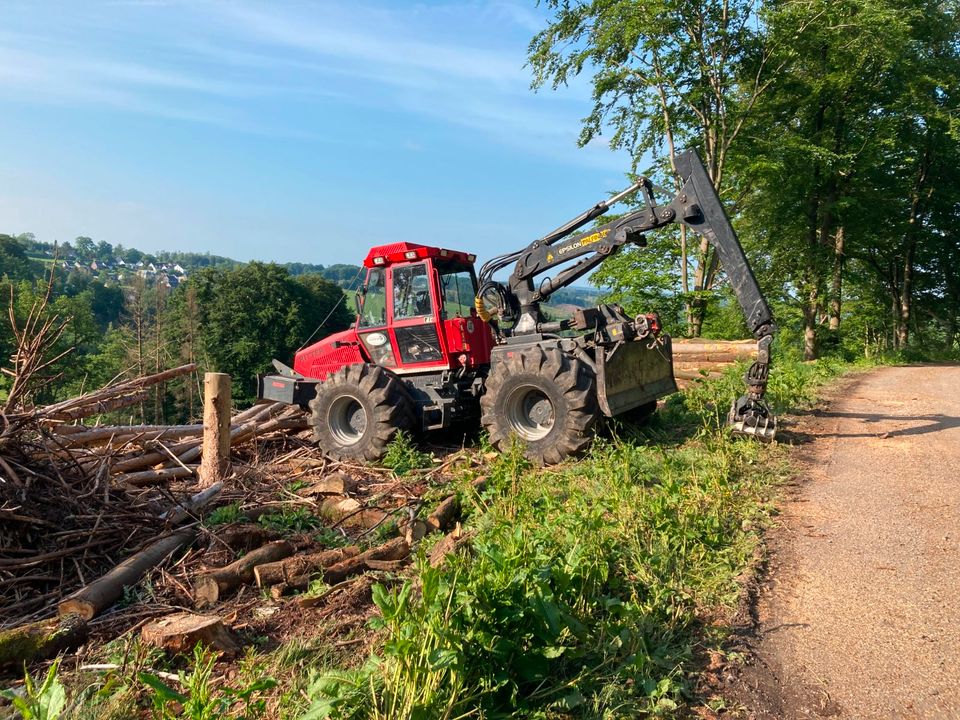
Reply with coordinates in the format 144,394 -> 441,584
259,150 -> 777,464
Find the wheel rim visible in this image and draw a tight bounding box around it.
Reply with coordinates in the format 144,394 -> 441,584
505,385 -> 555,441
328,396 -> 367,446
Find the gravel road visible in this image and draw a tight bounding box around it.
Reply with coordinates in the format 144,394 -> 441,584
738,365 -> 960,719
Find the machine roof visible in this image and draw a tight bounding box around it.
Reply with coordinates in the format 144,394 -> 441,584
363,242 -> 475,268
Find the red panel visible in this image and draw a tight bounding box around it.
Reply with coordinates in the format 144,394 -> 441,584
441,315 -> 493,369
293,329 -> 366,381
364,243 -> 475,268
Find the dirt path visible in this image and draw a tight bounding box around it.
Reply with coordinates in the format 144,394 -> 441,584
737,365 -> 960,719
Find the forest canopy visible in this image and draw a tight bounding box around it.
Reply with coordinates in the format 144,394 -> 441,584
531,0 -> 960,360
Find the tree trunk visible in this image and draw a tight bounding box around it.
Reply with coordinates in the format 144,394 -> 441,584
253,546 -> 360,588
829,227 -> 845,332
199,372 -> 232,487
0,615 -> 88,666
59,528 -> 197,620
897,242 -> 915,349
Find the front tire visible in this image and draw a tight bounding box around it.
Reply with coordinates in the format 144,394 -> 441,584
309,364 -> 414,462
480,346 -> 598,465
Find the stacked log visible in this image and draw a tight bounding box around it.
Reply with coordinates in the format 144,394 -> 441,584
672,338 -> 757,388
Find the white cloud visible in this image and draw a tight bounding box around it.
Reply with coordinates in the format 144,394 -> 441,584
0,0 -> 627,169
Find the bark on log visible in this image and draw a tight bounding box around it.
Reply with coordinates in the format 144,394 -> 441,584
323,537 -> 410,585
426,495 -> 460,534
141,612 -> 239,654
671,339 -> 755,354
111,438 -> 200,474
200,373 -> 231,487
58,424 -> 205,447
58,528 -> 197,620
673,369 -> 724,381
161,482 -> 223,525
300,472 -> 357,497
110,403 -> 288,475
672,354 -> 754,365
119,465 -> 197,487
41,363 -> 197,420
429,528 -> 474,568
46,391 -> 149,422
253,546 -> 360,587
194,540 -> 294,608
0,614 -> 88,666
673,361 -> 738,373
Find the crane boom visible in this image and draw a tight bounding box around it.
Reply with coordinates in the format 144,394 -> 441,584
478,148 -> 777,439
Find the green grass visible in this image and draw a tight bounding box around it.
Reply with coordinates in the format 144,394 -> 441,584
298,356 -> 854,718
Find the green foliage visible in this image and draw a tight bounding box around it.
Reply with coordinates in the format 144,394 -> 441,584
258,507 -> 324,534
0,234 -> 42,281
0,658 -> 67,720
380,431 -> 433,476
206,503 -> 244,527
139,645 -> 276,720
302,357 -> 848,718
177,263 -> 352,403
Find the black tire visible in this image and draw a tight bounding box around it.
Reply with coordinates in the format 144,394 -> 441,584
480,346 -> 598,465
308,364 -> 414,462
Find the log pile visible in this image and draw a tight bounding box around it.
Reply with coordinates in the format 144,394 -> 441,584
671,338 -> 757,388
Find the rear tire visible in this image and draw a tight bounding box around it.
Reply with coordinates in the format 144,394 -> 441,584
480,346 -> 598,465
309,364 -> 414,462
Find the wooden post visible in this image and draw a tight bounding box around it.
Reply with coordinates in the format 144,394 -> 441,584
199,372 -> 231,487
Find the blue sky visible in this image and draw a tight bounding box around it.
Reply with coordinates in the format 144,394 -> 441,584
0,1 -> 631,267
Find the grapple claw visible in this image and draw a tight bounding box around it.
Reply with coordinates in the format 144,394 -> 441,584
728,396 -> 777,442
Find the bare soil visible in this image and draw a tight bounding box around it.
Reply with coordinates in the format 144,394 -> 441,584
731,365 -> 960,719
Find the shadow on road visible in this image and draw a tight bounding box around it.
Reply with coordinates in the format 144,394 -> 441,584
790,410 -> 960,439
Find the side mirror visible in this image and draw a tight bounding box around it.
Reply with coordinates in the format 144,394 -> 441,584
354,288 -> 364,315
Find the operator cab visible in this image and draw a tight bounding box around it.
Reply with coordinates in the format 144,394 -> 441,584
355,243 -> 493,374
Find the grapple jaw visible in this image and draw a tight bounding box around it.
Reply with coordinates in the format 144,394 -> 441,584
728,394 -> 777,442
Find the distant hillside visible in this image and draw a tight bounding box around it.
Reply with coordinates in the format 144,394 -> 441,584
8,233 -> 363,289
6,233 -> 602,301
546,286 -> 601,309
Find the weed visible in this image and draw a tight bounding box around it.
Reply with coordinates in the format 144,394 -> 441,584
206,503 -> 243,527
313,526 -> 350,548
1,658 -> 66,720
381,431 -> 433,476
301,356 -> 850,717
139,645 -> 276,720
258,507 -> 324,534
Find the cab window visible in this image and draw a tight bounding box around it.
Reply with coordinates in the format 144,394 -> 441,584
392,263 -> 432,320
439,264 -> 477,317
358,268 -> 387,328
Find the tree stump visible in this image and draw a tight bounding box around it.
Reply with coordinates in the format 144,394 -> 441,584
199,372 -> 231,487
141,612 -> 239,654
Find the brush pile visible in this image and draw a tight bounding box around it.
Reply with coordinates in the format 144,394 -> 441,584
0,359 -> 474,672
0,363 -> 309,631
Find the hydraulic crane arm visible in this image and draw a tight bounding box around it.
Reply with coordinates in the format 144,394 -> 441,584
478,148 -> 777,438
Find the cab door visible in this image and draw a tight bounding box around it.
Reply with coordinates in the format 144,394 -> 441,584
388,261 -> 450,372
355,266 -> 398,369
